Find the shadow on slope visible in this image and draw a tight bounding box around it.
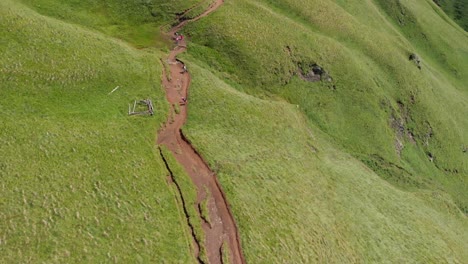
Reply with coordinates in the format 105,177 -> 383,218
183,0 -> 468,213
182,58 -> 467,263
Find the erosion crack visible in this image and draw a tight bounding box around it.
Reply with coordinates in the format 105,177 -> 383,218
159,148 -> 206,264
197,202 -> 212,228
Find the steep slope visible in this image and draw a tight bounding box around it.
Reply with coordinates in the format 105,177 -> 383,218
183,0 -> 468,213
2,0 -> 467,263
182,57 -> 467,262
0,0 -> 194,262
19,0 -> 207,47
175,0 -> 467,262
433,0 -> 468,30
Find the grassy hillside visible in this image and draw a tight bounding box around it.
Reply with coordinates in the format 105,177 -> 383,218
178,0 -> 467,262
433,0 -> 468,30
183,0 -> 468,213
19,0 -> 201,47
0,0 -> 197,262
1,0 -> 467,263
182,56 -> 467,263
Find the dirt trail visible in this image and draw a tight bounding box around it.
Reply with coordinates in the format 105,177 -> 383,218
157,1 -> 246,263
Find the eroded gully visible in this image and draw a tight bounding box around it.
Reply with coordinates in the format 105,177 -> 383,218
156,1 -> 246,263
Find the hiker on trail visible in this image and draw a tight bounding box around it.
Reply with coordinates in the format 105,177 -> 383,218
175,35 -> 184,44
180,97 -> 187,105
181,65 -> 188,74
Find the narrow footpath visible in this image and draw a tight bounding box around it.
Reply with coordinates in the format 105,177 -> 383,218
157,1 -> 246,263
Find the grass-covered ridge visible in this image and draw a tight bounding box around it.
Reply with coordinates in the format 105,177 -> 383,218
177,0 -> 467,261
183,57 -> 467,263
0,0 -> 196,262
184,0 -> 468,212
1,0 -> 467,262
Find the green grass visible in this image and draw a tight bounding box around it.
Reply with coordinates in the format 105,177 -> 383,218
19,0 -> 202,48
183,0 -> 468,212
176,0 -> 467,262
182,55 -> 467,263
159,147 -> 208,263
178,0 -> 216,22
0,0 -> 193,262
1,0 -> 467,262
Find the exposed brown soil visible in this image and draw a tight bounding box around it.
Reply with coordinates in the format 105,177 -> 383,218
157,1 -> 246,263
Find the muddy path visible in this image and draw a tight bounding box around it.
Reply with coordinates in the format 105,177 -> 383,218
157,1 -> 246,263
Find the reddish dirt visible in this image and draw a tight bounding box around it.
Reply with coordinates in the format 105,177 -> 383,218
157,1 -> 246,263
